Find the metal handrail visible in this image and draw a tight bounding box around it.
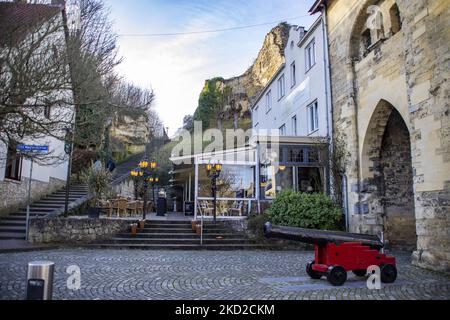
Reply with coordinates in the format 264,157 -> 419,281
195,201 -> 204,246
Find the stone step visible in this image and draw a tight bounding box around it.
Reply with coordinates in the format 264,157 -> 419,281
17,207 -> 56,213
53,192 -> 86,197
0,225 -> 26,233
12,212 -> 48,217
144,224 -> 194,229
115,232 -> 241,239
145,222 -> 225,227
138,228 -> 197,233
27,207 -> 59,212
0,219 -> 26,227
136,228 -> 235,235
109,237 -> 254,245
90,243 -> 271,250
0,232 -> 25,240
145,220 -> 194,224
33,201 -> 67,206
0,216 -> 26,222
30,202 -> 63,207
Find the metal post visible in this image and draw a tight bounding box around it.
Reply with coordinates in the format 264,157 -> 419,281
194,158 -> 199,220
25,158 -> 34,242
255,141 -> 261,215
64,153 -> 72,216
26,261 -> 54,300
212,174 -> 217,224
143,179 -> 148,220
152,183 -> 156,213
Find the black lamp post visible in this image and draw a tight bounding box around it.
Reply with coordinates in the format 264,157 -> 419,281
131,157 -> 157,220
149,175 -> 159,213
206,162 -> 222,224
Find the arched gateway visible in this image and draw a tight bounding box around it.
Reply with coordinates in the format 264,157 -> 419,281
361,100 -> 416,248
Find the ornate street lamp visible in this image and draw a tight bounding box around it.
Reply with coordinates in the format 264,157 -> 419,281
130,156 -> 157,220
206,162 -> 222,224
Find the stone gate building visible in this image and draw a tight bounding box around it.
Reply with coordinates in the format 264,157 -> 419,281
310,0 -> 449,271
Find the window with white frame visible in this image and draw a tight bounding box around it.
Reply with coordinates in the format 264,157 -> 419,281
305,39 -> 316,72
279,124 -> 286,136
253,106 -> 259,127
265,90 -> 272,113
307,101 -> 319,133
277,74 -> 285,99
290,62 -> 296,87
291,115 -> 297,136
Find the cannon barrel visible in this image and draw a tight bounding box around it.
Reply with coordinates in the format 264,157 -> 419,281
264,222 -> 384,249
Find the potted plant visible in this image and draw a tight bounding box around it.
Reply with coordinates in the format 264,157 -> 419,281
83,165 -> 112,219
191,220 -> 197,231
139,219 -> 146,230
131,223 -> 138,236
195,223 -> 202,235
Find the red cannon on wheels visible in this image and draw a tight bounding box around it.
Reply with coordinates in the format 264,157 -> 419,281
264,223 -> 397,286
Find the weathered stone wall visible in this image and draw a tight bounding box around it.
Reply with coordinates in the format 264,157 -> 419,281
380,109 -> 416,248
28,217 -> 134,243
0,177 -> 65,217
326,0 -> 450,271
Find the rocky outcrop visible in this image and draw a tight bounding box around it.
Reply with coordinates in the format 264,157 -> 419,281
194,22 -> 291,130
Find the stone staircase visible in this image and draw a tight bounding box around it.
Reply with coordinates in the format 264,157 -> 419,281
0,184 -> 88,240
110,152 -> 146,186
92,220 -> 271,250
0,153 -> 148,241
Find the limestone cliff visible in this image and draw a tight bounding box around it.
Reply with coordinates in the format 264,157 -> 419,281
192,22 -> 291,131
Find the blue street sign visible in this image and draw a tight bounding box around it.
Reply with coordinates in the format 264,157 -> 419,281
17,145 -> 49,153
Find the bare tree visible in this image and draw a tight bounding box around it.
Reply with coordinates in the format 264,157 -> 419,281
0,4 -> 73,164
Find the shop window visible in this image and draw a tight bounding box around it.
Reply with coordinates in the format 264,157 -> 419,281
297,167 -> 323,193
288,148 -> 304,163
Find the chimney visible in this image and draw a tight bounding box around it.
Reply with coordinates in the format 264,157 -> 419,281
297,26 -> 306,41
51,0 -> 66,6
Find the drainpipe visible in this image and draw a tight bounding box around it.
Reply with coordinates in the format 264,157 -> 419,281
350,57 -> 363,231
321,4 -> 334,197
341,172 -> 350,232
255,140 -> 261,215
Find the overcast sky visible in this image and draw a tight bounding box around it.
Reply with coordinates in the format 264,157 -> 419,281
108,0 -> 318,136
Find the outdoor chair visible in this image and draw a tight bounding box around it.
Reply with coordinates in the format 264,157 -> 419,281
99,200 -> 113,217
113,198 -> 128,217
200,201 -> 213,216
127,201 -> 137,216
136,201 -> 144,215
228,201 -> 244,216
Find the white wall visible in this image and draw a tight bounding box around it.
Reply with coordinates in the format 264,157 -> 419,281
0,11 -> 72,184
252,16 -> 328,138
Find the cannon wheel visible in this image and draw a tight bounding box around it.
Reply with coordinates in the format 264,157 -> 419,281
306,261 -> 322,279
380,264 -> 397,283
352,269 -> 367,277
327,266 -> 347,286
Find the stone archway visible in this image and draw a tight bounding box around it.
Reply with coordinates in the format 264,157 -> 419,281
361,100 -> 416,249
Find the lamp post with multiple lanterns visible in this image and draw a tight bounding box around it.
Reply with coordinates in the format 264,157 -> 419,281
131,157 -> 157,220
206,162 -> 222,224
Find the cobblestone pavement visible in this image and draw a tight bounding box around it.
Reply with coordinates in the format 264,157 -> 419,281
0,249 -> 449,300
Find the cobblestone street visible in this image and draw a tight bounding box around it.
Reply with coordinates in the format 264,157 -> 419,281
1,249 -> 449,300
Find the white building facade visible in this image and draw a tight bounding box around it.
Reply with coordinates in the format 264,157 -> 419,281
0,1 -> 73,216
251,15 -> 333,198
252,16 -> 331,140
